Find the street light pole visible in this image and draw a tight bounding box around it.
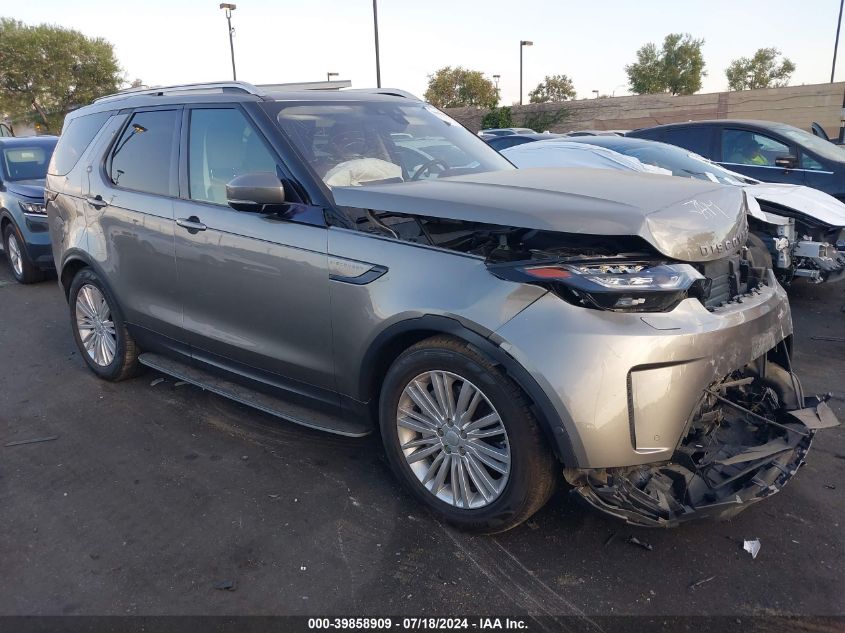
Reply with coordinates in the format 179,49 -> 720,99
372,0 -> 382,88
219,3 -> 237,81
327,72 -> 339,82
519,40 -> 533,105
833,0 -> 844,83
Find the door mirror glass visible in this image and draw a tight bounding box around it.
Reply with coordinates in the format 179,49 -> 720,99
226,171 -> 286,212
774,155 -> 798,169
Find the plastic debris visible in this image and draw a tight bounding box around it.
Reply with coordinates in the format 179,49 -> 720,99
689,576 -> 715,590
174,381 -> 188,387
824,484 -> 836,490
213,580 -> 236,591
5,435 -> 59,447
743,539 -> 761,559
150,377 -> 165,386
626,536 -> 653,551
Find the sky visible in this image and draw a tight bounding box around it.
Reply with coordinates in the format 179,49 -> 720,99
9,0 -> 845,104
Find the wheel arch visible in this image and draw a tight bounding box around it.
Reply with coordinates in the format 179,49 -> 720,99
59,250 -> 107,300
359,314 -> 578,465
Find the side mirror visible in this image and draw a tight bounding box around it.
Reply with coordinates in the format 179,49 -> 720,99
774,155 -> 798,170
226,172 -> 286,212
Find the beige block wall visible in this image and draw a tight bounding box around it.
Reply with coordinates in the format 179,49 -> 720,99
446,82 -> 845,137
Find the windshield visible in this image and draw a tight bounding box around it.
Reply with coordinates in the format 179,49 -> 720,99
602,141 -> 749,186
1,143 -> 55,181
274,101 -> 512,187
778,125 -> 845,162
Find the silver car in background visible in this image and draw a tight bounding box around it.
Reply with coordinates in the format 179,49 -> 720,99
45,82 -> 838,532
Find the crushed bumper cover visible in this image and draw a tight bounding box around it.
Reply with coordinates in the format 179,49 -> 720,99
565,381 -> 840,527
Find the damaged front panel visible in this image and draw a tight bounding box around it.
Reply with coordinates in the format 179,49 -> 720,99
564,362 -> 839,527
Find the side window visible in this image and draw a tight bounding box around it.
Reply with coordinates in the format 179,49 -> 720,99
109,110 -> 179,196
188,108 -> 278,205
661,127 -> 713,157
801,153 -> 825,171
49,111 -> 111,176
721,129 -> 789,167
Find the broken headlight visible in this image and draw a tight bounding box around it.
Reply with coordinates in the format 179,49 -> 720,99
492,260 -> 707,312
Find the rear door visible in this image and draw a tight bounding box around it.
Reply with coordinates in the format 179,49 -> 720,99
656,126 -> 717,159
173,104 -> 337,404
718,127 -> 805,185
88,107 -> 183,344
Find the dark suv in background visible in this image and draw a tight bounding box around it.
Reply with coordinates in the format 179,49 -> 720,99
629,119 -> 845,201
0,135 -> 58,283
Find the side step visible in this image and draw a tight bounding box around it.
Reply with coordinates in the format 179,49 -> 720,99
138,352 -> 371,437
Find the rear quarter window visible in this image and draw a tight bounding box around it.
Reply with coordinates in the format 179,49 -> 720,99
49,111 -> 112,176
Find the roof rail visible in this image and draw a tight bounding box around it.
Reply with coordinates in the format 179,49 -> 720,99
342,88 -> 423,101
94,81 -> 263,103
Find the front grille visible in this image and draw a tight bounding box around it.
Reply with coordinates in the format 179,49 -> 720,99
694,254 -> 758,310
700,258 -> 734,308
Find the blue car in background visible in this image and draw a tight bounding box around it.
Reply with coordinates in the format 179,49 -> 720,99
0,136 -> 58,283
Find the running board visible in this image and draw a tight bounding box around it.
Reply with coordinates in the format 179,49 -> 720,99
138,352 -> 371,437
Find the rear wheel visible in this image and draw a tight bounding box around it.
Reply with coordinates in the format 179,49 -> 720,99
3,224 -> 43,284
68,268 -> 140,381
379,335 -> 557,533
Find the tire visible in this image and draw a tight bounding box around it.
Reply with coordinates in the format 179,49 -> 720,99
3,223 -> 43,284
747,232 -> 774,272
68,267 -> 140,381
379,335 -> 557,533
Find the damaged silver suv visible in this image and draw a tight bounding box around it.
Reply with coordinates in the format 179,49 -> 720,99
46,82 -> 838,532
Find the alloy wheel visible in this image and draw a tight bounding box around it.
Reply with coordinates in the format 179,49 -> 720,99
396,371 -> 511,509
75,284 -> 117,367
7,233 -> 23,277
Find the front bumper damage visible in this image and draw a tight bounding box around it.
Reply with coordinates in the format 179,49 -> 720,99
565,368 -> 840,527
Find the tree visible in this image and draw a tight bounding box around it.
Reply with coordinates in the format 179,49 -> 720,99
424,67 -> 499,109
725,48 -> 796,90
528,74 -> 576,103
481,106 -> 512,129
0,18 -> 121,132
625,33 -> 706,96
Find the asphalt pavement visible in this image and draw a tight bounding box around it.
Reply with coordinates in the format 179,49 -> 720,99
0,256 -> 843,626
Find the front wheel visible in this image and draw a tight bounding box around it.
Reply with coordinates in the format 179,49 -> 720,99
379,335 -> 557,533
3,224 -> 43,284
68,268 -> 140,381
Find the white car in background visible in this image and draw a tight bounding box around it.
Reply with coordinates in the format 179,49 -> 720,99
502,137 -> 845,285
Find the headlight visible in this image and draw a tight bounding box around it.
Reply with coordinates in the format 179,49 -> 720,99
491,260 -> 707,313
19,200 -> 46,215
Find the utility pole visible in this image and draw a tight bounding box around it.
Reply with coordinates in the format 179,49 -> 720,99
373,0 -> 382,88
833,0 -> 844,82
519,41 -> 532,105
220,3 -> 237,81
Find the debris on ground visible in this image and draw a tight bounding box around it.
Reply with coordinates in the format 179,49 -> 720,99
626,536 -> 653,551
604,531 -> 617,547
824,484 -> 836,490
743,539 -> 761,559
213,580 -> 236,591
5,435 -> 59,447
174,381 -> 188,387
810,335 -> 845,343
689,576 -> 715,590
268,494 -> 280,499
150,378 -> 165,387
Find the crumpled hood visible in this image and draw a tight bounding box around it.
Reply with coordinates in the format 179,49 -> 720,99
746,183 -> 845,228
333,168 -> 748,262
5,179 -> 45,200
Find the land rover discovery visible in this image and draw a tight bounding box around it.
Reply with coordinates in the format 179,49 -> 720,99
45,82 -> 838,532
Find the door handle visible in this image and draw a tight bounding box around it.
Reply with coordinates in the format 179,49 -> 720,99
85,195 -> 108,210
176,216 -> 207,233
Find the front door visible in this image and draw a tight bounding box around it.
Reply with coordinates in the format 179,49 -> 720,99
173,105 -> 336,403
718,127 -> 805,185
